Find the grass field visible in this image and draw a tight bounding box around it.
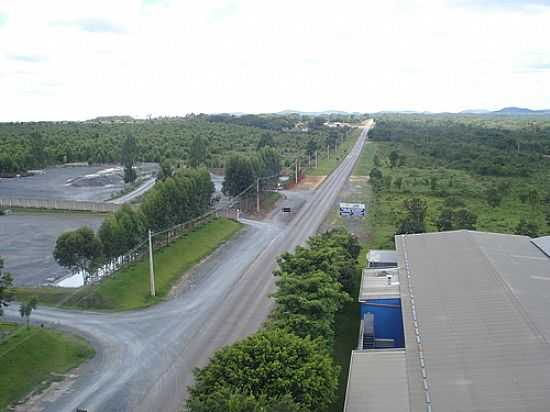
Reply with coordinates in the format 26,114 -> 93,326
305,128 -> 361,177
357,141 -> 550,249
0,322 -> 95,411
15,217 -> 242,311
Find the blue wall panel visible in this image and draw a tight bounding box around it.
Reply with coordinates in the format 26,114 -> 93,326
360,298 -> 405,348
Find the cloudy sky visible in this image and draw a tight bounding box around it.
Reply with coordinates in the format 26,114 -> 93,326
1,0 -> 549,121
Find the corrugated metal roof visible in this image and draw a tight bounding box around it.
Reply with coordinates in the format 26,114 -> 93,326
532,236 -> 550,258
344,350 -> 410,412
396,230 -> 550,412
359,267 -> 400,301
367,249 -> 398,265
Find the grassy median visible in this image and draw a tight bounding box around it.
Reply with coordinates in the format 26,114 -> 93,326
15,217 -> 242,311
0,322 -> 95,411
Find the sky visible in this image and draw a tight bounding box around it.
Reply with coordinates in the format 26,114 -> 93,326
0,0 -> 550,121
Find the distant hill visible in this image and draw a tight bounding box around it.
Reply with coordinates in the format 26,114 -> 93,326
492,107 -> 550,116
88,115 -> 135,122
459,109 -> 491,114
275,110 -> 362,117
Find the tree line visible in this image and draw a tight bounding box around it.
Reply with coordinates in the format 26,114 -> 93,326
186,229 -> 361,412
370,114 -> 550,178
0,117 -> 346,175
53,168 -> 214,279
222,147 -> 281,196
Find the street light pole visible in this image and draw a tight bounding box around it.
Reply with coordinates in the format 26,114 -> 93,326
148,229 -> 156,297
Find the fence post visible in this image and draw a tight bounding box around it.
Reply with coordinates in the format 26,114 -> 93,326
148,229 -> 156,297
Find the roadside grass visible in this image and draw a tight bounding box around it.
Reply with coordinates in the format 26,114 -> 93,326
305,129 -> 361,177
0,322 -> 95,411
15,218 -> 242,311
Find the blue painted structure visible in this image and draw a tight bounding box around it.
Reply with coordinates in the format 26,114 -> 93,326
360,298 -> 405,348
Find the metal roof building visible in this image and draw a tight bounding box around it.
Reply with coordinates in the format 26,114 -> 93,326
345,230 -> 550,412
366,249 -> 398,268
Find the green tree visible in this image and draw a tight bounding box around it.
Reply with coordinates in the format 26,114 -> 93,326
389,150 -> 400,168
369,167 -> 383,192
0,257 -> 14,316
436,208 -> 454,231
53,227 -> 103,280
394,176 -> 403,190
187,389 -> 303,412
19,297 -> 37,329
397,198 -> 428,234
257,133 -> 275,150
527,188 -> 540,207
453,208 -> 477,230
306,138 -> 317,157
515,219 -> 539,238
223,155 -> 255,196
271,270 -> 350,344
158,158 -> 174,181
188,329 -> 339,412
189,135 -> 208,168
486,186 -> 503,208
121,134 -> 138,183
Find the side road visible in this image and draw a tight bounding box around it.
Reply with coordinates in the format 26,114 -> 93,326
4,123 -> 371,412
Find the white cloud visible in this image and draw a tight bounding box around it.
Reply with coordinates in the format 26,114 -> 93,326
0,0 -> 549,120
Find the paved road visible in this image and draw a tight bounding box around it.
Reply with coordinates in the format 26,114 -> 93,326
108,177 -> 157,205
4,123 -> 371,412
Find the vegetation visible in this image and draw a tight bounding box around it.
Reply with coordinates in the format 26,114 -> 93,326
18,297 -> 37,329
0,323 -> 95,411
17,218 -> 241,311
223,148 -> 281,196
53,226 -> 103,281
188,330 -> 337,412
0,258 -> 13,317
186,229 -> 361,411
359,114 -> 550,249
0,116 -> 356,175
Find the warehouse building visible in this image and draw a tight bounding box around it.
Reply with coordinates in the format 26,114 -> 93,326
345,231 -> 550,412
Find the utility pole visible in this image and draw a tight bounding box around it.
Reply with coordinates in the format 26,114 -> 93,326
315,150 -> 318,168
327,145 -> 330,161
295,159 -> 298,185
148,229 -> 156,297
308,153 -> 311,168
256,178 -> 260,213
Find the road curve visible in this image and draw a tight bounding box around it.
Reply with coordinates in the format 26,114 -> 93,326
4,123 -> 371,412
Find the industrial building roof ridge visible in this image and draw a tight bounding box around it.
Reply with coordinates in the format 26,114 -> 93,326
468,231 -> 549,345
396,230 -> 550,412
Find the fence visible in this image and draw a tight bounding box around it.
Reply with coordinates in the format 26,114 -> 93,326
85,208 -> 240,284
0,197 -> 118,213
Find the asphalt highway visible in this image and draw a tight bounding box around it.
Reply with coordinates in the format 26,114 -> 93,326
4,123 -> 371,412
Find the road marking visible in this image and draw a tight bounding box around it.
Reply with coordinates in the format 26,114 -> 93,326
531,275 -> 550,281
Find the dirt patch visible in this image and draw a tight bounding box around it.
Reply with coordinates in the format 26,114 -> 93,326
292,175 -> 326,190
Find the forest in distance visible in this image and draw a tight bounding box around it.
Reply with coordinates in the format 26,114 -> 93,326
0,113 -> 361,176
363,113 -> 550,247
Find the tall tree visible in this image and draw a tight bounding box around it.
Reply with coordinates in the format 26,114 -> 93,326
223,155 -> 255,196
19,297 -> 37,329
188,135 -> 208,168
389,149 -> 400,168
188,329 -> 339,412
0,257 -> 14,316
121,134 -> 138,183
257,132 -> 275,149
515,219 -> 539,238
53,227 -> 103,280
